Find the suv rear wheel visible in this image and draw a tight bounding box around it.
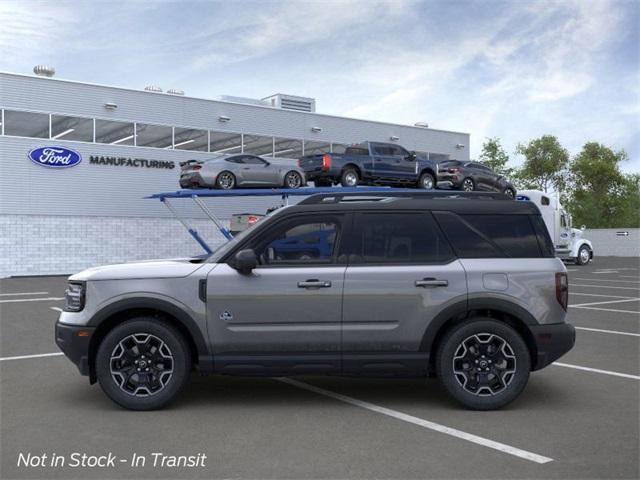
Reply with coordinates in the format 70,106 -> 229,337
461,177 -> 475,191
436,318 -> 530,410
96,318 -> 191,410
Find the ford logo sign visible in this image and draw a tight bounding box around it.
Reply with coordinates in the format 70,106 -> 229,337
28,146 -> 82,168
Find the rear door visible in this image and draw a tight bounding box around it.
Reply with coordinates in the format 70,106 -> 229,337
341,211 -> 467,374
370,143 -> 396,180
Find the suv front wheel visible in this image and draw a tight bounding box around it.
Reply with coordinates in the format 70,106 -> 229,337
436,319 -> 530,410
96,318 -> 191,410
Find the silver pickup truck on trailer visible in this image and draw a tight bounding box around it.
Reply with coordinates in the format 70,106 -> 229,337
56,190 -> 575,411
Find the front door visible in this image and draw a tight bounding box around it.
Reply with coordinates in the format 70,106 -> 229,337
207,213 -> 347,374
239,155 -> 277,185
341,211 -> 467,375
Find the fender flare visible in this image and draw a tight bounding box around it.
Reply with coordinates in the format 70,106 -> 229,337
419,297 -> 538,353
87,297 -> 211,366
571,239 -> 593,257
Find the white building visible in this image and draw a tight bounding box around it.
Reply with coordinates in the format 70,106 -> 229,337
0,70 -> 470,277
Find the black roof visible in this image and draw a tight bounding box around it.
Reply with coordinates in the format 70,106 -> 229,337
289,191 -> 539,215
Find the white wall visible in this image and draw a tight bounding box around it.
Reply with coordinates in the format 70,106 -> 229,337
584,228 -> 640,257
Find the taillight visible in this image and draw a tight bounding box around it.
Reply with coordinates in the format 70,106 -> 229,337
247,215 -> 259,225
556,272 -> 568,311
192,165 -> 202,170
297,159 -> 301,167
322,154 -> 332,171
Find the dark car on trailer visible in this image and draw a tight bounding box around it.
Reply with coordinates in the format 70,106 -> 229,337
437,160 -> 516,197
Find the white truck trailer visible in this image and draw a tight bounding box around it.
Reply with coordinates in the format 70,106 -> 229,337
517,190 -> 594,265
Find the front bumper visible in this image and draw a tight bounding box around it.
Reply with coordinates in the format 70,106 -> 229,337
55,320 -> 95,376
530,322 -> 576,370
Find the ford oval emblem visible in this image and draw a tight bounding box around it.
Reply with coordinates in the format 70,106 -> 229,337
28,146 -> 82,168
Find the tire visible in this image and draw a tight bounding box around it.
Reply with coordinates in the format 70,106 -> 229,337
340,168 -> 359,187
216,171 -> 236,189
418,172 -> 435,190
436,318 -> 530,410
96,318 -> 192,411
284,171 -> 303,189
576,245 -> 591,265
503,187 -> 516,198
461,177 -> 475,192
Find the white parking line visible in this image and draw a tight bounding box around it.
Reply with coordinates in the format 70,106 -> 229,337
593,271 -> 619,274
574,278 -> 640,284
575,326 -> 640,337
0,291 -> 49,296
0,297 -> 64,304
570,292 -> 637,299
0,352 -> 64,362
570,284 -> 640,291
278,378 -> 553,464
553,362 -> 640,380
620,275 -> 640,279
570,298 -> 640,308
571,306 -> 640,315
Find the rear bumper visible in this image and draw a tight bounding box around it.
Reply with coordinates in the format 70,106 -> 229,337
179,172 -> 208,188
530,322 -> 576,370
55,320 -> 95,376
436,174 -> 462,188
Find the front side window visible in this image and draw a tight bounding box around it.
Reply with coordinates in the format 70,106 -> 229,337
348,212 -> 454,264
252,216 -> 341,266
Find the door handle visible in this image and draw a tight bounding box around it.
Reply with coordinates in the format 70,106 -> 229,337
298,279 -> 332,289
415,278 -> 448,288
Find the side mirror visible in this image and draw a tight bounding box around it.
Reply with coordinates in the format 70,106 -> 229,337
231,249 -> 258,274
407,151 -> 417,161
581,225 -> 586,231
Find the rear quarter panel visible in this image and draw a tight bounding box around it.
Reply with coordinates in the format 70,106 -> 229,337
461,258 -> 567,325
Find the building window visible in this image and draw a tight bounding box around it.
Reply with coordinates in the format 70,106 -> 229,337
3,110 -> 49,138
243,134 -> 274,156
51,114 -> 93,142
135,123 -> 173,148
303,141 -> 331,156
173,127 -> 208,151
210,131 -> 243,154
273,137 -> 303,159
95,119 -> 135,145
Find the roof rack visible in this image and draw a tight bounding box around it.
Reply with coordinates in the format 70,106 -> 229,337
298,190 -> 510,205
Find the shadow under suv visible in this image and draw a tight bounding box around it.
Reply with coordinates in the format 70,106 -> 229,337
56,191 -> 574,411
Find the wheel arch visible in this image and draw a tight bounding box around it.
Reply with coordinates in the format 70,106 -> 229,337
86,298 -> 211,383
342,163 -> 362,178
422,299 -> 539,375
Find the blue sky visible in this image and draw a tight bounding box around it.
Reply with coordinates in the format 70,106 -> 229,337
1,0 -> 638,172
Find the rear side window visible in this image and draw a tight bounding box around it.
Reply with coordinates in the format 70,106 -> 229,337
434,212 -> 501,258
435,212 -> 542,258
462,215 -> 541,257
530,215 -> 555,257
348,212 -> 454,264
345,147 -> 369,156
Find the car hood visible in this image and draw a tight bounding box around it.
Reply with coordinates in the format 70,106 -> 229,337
69,258 -> 208,281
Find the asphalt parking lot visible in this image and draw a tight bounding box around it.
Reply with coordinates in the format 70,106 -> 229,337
1,257 -> 638,479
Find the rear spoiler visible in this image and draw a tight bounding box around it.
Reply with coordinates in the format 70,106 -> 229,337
179,159 -> 201,168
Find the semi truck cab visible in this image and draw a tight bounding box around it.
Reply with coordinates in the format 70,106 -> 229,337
517,190 -> 594,265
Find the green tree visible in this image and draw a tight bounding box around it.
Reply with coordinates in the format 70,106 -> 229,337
479,137 -> 513,176
566,142 -> 638,228
516,135 -> 569,192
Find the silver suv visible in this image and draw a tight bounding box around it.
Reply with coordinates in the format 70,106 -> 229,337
55,191 -> 575,411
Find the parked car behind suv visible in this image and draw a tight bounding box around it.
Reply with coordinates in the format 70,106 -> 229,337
298,141 -> 438,189
56,191 -> 574,411
438,160 -> 516,197
179,154 -> 306,189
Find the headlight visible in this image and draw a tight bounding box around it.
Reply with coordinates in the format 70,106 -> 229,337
64,282 -> 85,312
